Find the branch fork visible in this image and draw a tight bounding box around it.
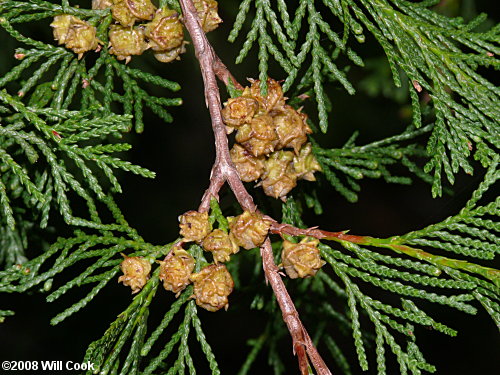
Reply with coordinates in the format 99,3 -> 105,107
173,2 -> 500,372
178,0 -> 331,373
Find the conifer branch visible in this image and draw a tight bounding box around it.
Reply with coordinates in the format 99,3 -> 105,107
268,220 -> 500,287
0,1 -> 498,373
228,0 -> 499,194
179,0 -> 331,372
312,124 -> 435,202
178,0 -> 254,213
260,238 -> 332,375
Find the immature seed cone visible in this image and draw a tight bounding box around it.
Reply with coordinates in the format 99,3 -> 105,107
202,229 -> 239,263
159,249 -> 195,295
229,144 -> 265,182
228,211 -> 270,250
145,9 -> 184,51
153,42 -> 186,63
273,105 -> 312,154
221,92 -> 259,129
235,114 -> 278,157
118,255 -> 151,293
261,150 -> 297,199
108,25 -> 148,63
249,78 -> 286,113
281,238 -> 325,279
51,15 -> 99,57
179,210 -> 212,242
190,264 -> 234,312
92,0 -> 112,9
193,0 -> 223,33
293,143 -> 322,181
112,0 -> 136,27
51,15 -> 75,44
112,0 -> 156,27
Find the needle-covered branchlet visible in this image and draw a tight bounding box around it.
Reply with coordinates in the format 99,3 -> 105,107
118,254 -> 151,294
267,219 -> 500,286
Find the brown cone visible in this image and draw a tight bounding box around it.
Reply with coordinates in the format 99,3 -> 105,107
193,0 -> 223,33
222,93 -> 259,129
118,255 -> 151,293
108,25 -> 148,63
111,0 -> 156,27
190,264 -> 234,312
261,150 -> 297,199
229,144 -> 265,182
179,210 -> 212,243
159,249 -> 195,295
293,143 -> 322,181
282,238 -> 325,279
228,211 -> 270,250
249,78 -> 286,113
202,229 -> 240,263
51,15 -> 99,57
273,105 -> 312,154
145,8 -> 184,52
235,114 -> 278,157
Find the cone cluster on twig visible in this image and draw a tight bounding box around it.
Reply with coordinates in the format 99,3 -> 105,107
118,254 -> 152,293
118,208 -> 323,308
224,79 -> 322,200
161,209 -> 270,311
51,0 -> 222,63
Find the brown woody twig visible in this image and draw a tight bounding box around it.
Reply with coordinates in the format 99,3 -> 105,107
261,238 -> 333,375
179,0 -> 254,213
177,4 -> 500,372
178,0 -> 332,373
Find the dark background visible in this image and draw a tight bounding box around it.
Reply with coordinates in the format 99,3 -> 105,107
1,0 -> 499,374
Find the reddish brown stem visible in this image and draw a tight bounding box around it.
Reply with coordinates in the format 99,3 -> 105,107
268,219 -> 500,287
179,1 -> 332,373
214,55 -> 244,91
261,239 -> 332,375
267,218 -> 366,243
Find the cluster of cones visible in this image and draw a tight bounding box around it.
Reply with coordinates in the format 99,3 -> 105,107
223,79 -> 322,200
51,0 -> 221,62
118,209 -> 270,312
119,208 -> 325,312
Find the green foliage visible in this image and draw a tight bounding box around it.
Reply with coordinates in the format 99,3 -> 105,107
84,263 -> 222,375
279,162 -> 499,372
0,89 -> 154,235
0,2 -> 182,133
255,184 -> 498,374
0,1 -> 499,375
401,157 -> 499,261
229,0 -> 499,196
312,124 -> 433,202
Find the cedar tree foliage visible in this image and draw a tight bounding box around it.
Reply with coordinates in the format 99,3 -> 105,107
0,0 -> 498,374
